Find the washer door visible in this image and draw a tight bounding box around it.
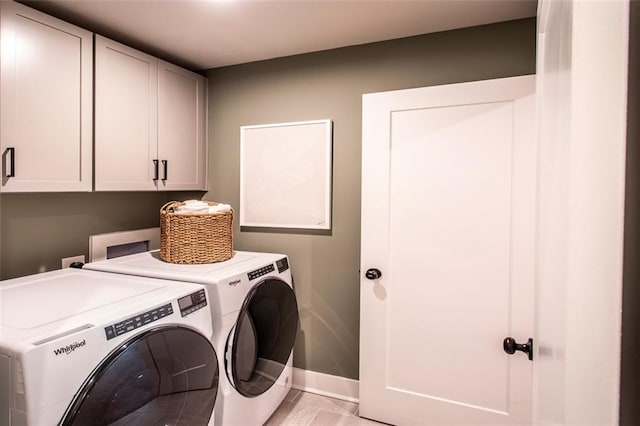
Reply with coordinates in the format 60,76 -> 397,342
61,326 -> 218,426
226,278 -> 299,397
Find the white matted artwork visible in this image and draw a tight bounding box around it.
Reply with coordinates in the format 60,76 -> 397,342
240,119 -> 332,229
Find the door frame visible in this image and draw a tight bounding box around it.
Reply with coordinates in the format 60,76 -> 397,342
533,0 -> 629,424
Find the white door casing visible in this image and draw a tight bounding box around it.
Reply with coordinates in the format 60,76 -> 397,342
533,1 -> 628,424
360,75 -> 536,425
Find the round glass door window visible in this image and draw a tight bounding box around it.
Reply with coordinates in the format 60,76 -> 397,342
61,326 -> 218,426
226,278 -> 299,397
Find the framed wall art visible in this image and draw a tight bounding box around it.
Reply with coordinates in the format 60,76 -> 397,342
240,119 -> 332,230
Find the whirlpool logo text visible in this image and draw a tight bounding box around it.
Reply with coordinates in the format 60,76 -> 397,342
53,340 -> 86,356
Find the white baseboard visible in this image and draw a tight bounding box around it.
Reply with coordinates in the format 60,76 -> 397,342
291,367 -> 359,403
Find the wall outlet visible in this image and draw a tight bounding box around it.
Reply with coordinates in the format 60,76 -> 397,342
62,255 -> 85,269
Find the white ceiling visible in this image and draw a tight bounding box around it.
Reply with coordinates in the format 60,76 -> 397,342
21,0 -> 537,71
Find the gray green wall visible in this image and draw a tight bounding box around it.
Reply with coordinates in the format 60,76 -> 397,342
0,191 -> 203,279
205,18 -> 536,379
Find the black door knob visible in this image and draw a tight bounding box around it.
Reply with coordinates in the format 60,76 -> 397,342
365,268 -> 382,280
503,337 -> 533,361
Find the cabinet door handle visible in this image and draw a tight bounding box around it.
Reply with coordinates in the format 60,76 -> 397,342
6,147 -> 15,178
153,159 -> 159,181
162,160 -> 168,181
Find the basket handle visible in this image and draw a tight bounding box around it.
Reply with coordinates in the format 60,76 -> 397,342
160,201 -> 181,213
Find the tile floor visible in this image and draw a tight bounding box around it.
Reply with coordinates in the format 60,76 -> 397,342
264,389 -> 386,426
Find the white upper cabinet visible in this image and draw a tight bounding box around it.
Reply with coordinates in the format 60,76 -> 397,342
0,1 -> 93,192
95,35 -> 207,191
158,60 -> 207,191
95,36 -> 158,191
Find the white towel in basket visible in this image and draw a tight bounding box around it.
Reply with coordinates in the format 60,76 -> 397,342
175,200 -> 231,214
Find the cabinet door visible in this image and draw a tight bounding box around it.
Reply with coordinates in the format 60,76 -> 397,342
0,1 -> 93,192
95,35 -> 158,191
158,60 -> 207,191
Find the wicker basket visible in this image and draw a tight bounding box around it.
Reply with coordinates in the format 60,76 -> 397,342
159,201 -> 233,264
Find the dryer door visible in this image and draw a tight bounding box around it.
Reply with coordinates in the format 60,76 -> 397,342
226,278 -> 299,397
61,326 -> 218,426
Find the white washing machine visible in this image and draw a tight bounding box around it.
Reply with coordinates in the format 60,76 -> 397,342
85,250 -> 299,426
0,268 -> 219,425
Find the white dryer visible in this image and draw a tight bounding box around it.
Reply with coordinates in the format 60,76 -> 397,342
85,250 -> 299,426
0,268 -> 219,425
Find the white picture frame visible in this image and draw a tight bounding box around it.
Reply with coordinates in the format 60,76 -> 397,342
240,119 -> 332,230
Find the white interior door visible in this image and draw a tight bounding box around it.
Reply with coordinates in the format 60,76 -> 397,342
360,75 -> 536,425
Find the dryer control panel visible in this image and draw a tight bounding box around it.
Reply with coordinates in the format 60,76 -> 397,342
247,258 -> 290,281
247,263 -> 275,281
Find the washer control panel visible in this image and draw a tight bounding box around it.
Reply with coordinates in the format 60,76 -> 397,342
247,263 -> 275,281
103,289 -> 207,340
104,303 -> 173,340
178,289 -> 208,317
276,257 -> 289,273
